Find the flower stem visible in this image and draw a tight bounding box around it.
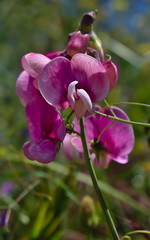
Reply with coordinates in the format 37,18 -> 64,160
80,117 -> 120,240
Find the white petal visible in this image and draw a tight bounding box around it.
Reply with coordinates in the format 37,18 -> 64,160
67,81 -> 78,109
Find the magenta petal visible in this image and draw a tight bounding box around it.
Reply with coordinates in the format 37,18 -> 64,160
110,154 -> 128,164
39,57 -> 73,109
71,54 -> 110,102
23,139 -> 58,163
16,71 -> 38,106
25,94 -> 66,141
25,95 -> 41,141
22,53 -> 50,78
45,51 -> 65,59
100,107 -> 134,159
40,98 -> 66,141
102,61 -> 118,91
67,31 -> 90,57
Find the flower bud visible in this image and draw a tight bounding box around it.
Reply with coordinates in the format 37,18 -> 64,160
66,11 -> 97,57
79,11 -> 97,34
80,195 -> 99,228
89,31 -> 105,62
86,47 -> 100,61
67,31 -> 90,57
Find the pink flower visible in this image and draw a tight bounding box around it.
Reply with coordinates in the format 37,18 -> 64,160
16,52 -> 50,106
16,51 -> 66,163
23,93 -> 66,163
16,51 -> 64,105
21,52 -> 51,89
21,52 -> 51,78
72,106 -> 134,168
38,53 -> 118,118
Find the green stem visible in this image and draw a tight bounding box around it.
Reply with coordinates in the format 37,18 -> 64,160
93,110 -> 150,128
86,230 -> 93,240
80,117 -> 120,240
65,110 -> 74,125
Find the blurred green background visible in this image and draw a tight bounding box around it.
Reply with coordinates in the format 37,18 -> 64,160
0,0 -> 150,239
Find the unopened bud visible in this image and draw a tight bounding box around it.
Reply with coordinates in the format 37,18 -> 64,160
67,31 -> 90,57
79,11 -> 97,34
87,47 -> 100,61
80,195 -> 99,228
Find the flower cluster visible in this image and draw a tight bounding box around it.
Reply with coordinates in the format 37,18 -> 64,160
16,11 -> 134,167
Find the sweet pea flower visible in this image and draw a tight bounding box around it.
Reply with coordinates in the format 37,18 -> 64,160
23,93 -> 66,163
38,53 -> 118,118
16,50 -> 66,107
16,51 -> 65,103
72,105 -> 134,168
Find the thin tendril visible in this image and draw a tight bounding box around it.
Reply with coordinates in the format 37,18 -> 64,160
121,230 -> 150,240
104,99 -> 116,117
112,101 -> 150,108
96,120 -> 115,143
94,110 -> 150,128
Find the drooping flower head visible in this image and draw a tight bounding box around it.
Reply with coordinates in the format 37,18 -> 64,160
38,53 -> 118,118
72,105 -> 134,168
16,51 -> 66,163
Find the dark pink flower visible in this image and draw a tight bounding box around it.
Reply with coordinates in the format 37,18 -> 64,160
72,106 -> 134,168
39,53 -> 117,118
23,94 -> 66,163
